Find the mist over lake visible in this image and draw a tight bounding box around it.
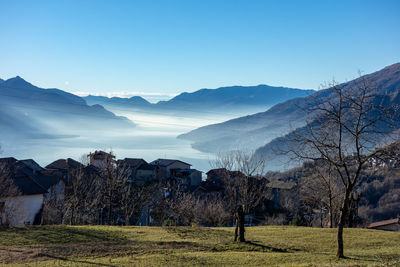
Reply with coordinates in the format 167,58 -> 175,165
0,108 -> 242,172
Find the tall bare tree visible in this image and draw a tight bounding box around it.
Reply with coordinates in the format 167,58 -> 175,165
213,150 -> 268,242
63,167 -> 100,225
120,179 -> 162,225
99,152 -> 130,225
300,162 -> 343,228
287,78 -> 398,258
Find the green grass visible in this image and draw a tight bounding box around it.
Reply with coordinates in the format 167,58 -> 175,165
0,225 -> 399,266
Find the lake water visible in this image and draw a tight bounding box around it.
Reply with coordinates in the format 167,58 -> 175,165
1,109 -> 236,172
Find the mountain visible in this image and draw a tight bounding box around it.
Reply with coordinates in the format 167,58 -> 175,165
0,76 -> 134,139
179,63 -> 400,154
0,78 -> 4,84
83,85 -> 315,117
84,95 -> 151,108
156,85 -> 314,111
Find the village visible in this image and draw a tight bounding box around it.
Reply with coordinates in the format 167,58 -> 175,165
1,150 -> 398,232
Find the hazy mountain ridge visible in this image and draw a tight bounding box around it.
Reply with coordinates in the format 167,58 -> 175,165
84,85 -> 315,116
179,63 -> 400,154
0,76 -> 135,139
256,91 -> 400,156
84,95 -> 151,108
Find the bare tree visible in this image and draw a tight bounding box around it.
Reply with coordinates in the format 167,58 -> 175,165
213,150 -> 268,242
168,188 -> 196,226
42,182 -> 65,225
194,197 -> 231,226
0,162 -> 21,226
300,162 -> 343,228
99,152 -> 130,225
63,167 -> 100,225
287,79 -> 398,258
120,179 -> 162,225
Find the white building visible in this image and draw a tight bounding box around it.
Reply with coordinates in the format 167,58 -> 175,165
0,158 -> 62,226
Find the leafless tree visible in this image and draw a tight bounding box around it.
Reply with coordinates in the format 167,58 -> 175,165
42,182 -> 65,225
213,150 -> 268,242
168,188 -> 196,226
0,162 -> 21,226
120,179 -> 162,225
300,162 -> 343,228
98,152 -> 130,225
63,167 -> 100,225
194,197 -> 231,226
287,78 -> 398,258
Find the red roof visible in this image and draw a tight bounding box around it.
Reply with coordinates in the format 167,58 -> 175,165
367,218 -> 399,229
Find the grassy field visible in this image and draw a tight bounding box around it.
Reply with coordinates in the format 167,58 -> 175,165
0,225 -> 399,266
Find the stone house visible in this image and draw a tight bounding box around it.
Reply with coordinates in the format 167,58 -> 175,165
150,159 -> 191,179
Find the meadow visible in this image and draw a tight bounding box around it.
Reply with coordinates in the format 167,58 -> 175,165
1,225 -> 399,266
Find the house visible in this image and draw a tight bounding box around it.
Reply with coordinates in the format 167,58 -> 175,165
117,158 -> 147,170
46,158 -> 83,172
88,150 -> 115,169
0,158 -> 63,226
206,168 -> 229,188
170,168 -> 202,187
45,158 -> 84,182
150,159 -> 191,179
116,158 -> 148,183
367,218 -> 400,231
135,163 -> 160,184
266,180 -> 297,206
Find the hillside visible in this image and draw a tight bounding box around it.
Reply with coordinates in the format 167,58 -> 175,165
264,141 -> 400,223
255,91 -> 400,169
0,76 -> 134,139
0,225 -> 399,266
84,85 -> 314,117
179,63 -> 400,154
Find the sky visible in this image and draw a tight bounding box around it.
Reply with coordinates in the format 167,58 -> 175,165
0,0 -> 399,101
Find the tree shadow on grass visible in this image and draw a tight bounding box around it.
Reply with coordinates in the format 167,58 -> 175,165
345,254 -> 400,264
41,254 -> 118,267
245,241 -> 289,253
211,241 -> 291,253
1,226 -> 128,246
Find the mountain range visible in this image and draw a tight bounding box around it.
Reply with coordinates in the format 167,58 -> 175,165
84,85 -> 315,117
0,76 -> 134,140
179,63 -> 400,165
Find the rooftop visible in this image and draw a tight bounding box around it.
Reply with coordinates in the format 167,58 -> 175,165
150,159 -> 191,167
46,158 -> 83,170
368,218 -> 400,229
117,158 -> 147,167
266,180 -> 297,190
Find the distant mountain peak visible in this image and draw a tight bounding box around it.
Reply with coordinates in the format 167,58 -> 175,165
3,76 -> 37,89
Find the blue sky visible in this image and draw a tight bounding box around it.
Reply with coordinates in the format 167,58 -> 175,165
0,0 -> 399,100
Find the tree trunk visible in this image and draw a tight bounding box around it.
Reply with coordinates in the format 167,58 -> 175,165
237,205 -> 245,242
337,190 -> 350,258
146,207 -> 150,226
70,204 -> 75,225
329,193 -> 333,228
320,208 -> 323,228
234,218 -> 238,242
